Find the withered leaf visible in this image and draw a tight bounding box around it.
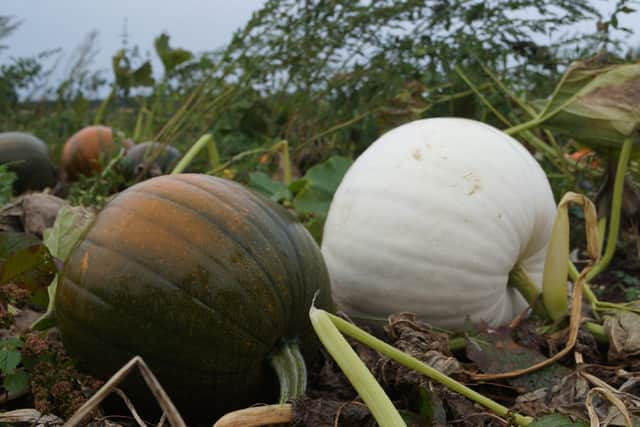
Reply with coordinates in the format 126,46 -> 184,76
538,62 -> 640,154
466,326 -> 571,393
603,311 -> 640,363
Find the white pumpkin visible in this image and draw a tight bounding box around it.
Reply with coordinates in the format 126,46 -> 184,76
321,118 -> 557,330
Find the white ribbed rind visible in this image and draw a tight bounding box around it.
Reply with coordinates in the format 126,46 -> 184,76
321,118 -> 557,330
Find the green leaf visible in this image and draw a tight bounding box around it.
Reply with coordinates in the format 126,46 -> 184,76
302,217 -> 324,244
416,386 -> 446,425
0,338 -> 23,378
0,349 -> 21,374
0,338 -> 23,350
0,164 -> 17,206
131,61 -> 154,87
288,178 -> 307,195
3,369 -> 30,395
112,49 -> 155,89
293,156 -> 352,218
32,206 -> 95,330
292,187 -> 330,217
154,33 -> 193,75
248,172 -> 292,202
43,205 -> 95,260
529,414 -> 588,426
0,232 -> 56,291
303,156 -> 353,195
29,288 -> 49,310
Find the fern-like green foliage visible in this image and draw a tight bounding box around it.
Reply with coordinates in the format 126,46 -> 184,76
0,164 -> 17,206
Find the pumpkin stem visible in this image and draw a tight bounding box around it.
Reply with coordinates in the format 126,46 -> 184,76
319,310 -> 533,427
309,306 -> 407,427
94,86 -> 116,125
171,134 -> 214,174
507,263 -> 548,319
268,339 -> 307,403
586,137 -> 632,282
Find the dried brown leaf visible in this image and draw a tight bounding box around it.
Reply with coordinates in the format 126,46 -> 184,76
0,193 -> 67,238
539,62 -> 640,152
603,311 -> 640,363
376,313 -> 461,390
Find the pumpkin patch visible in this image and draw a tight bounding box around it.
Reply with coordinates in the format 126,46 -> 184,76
3,7 -> 640,426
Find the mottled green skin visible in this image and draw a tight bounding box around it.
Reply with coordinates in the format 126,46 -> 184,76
119,142 -> 181,180
56,174 -> 334,421
0,132 -> 56,193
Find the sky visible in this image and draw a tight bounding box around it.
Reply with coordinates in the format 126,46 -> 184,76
1,0 -> 639,93
1,0 -> 267,87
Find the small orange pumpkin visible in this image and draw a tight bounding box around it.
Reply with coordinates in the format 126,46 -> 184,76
61,126 -> 114,179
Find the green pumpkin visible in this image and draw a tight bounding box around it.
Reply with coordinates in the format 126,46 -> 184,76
56,173 -> 333,421
0,132 -> 56,194
119,141 -> 181,180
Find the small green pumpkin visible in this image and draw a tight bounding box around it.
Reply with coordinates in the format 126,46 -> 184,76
0,132 -> 56,194
119,141 -> 181,180
56,174 -> 333,421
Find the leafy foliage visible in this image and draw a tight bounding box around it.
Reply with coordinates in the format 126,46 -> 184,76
249,155 -> 352,241
0,232 -> 56,292
155,32 -> 194,76
292,156 -> 352,219
66,149 -> 128,208
227,0 -> 605,93
0,337 -> 28,395
111,48 -> 154,94
32,204 -> 96,331
0,164 -> 16,205
218,0 -> 628,160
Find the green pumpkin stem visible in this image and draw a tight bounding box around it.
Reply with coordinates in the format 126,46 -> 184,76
586,137 -> 632,281
323,310 -> 533,426
507,263 -> 549,319
171,133 -> 214,174
269,339 -> 307,403
309,306 -> 406,427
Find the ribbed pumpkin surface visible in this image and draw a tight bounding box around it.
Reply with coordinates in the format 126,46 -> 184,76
56,174 -> 333,419
0,132 -> 56,193
119,141 -> 181,179
322,118 -> 556,331
61,125 -> 113,179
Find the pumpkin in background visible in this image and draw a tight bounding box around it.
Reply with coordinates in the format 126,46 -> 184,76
0,132 -> 56,193
56,173 -> 333,421
61,125 -> 114,180
119,141 -> 181,180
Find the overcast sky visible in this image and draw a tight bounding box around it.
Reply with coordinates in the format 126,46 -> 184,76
1,0 -> 639,90
1,0 -> 266,85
